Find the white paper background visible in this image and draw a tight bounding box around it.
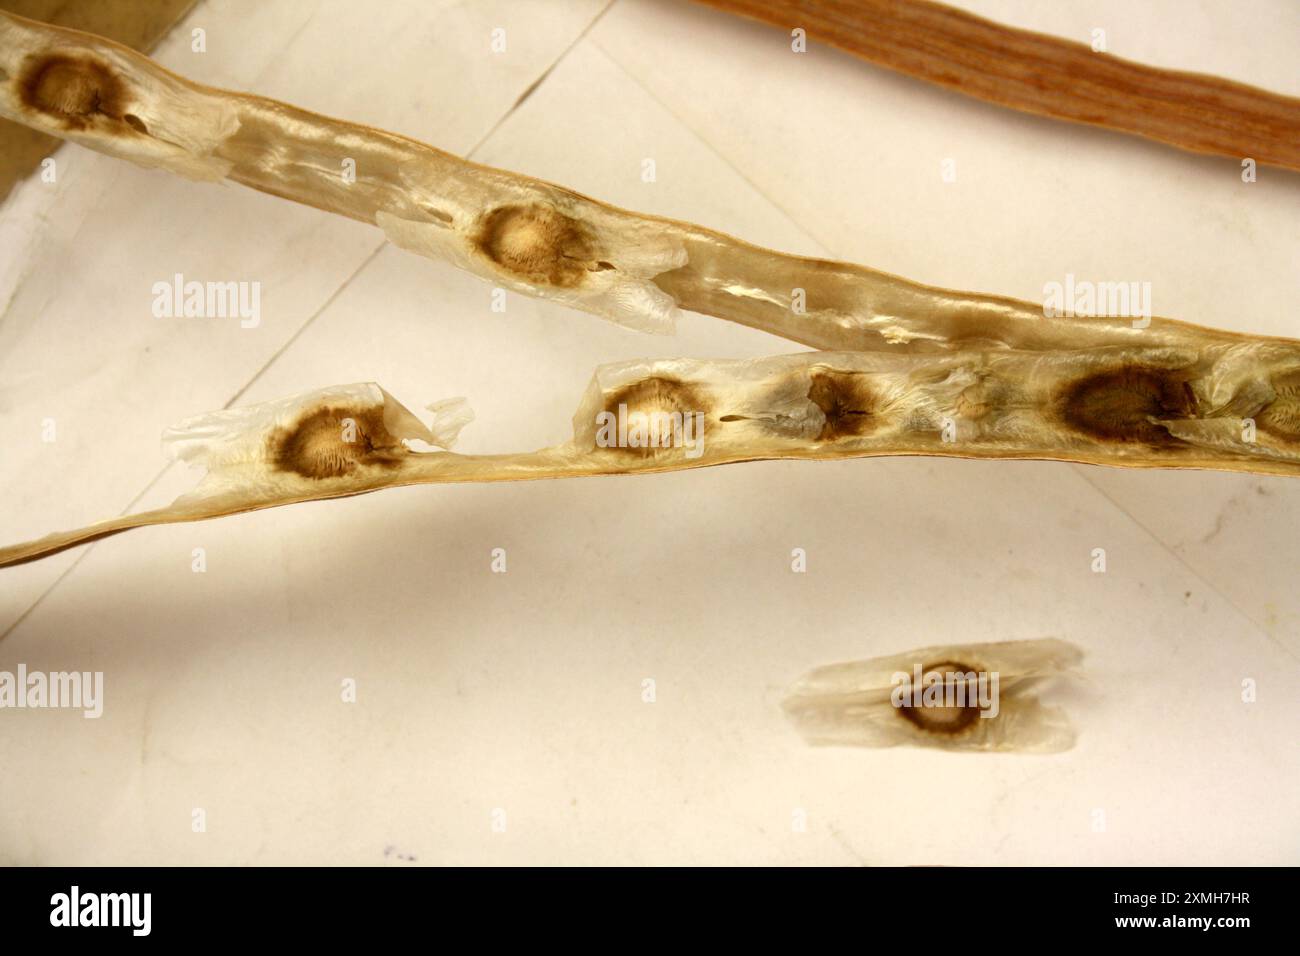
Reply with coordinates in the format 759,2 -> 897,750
1,0 -> 1297,865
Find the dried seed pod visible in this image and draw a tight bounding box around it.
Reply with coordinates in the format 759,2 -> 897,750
0,385 -> 476,567
696,0 -> 1300,172
6,341 -> 1300,567
781,639 -> 1083,753
2,10 -> 1297,360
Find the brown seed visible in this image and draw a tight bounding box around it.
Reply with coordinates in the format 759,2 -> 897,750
601,376 -> 708,458
807,369 -> 878,441
1056,365 -> 1196,446
268,405 -> 402,480
474,203 -> 595,288
18,54 -> 127,130
897,660 -> 984,735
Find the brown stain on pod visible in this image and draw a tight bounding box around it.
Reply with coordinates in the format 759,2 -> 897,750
897,660 -> 984,736
1256,369 -> 1300,442
474,203 -> 597,288
18,54 -> 131,131
807,369 -> 879,441
268,405 -> 406,480
1056,365 -> 1196,446
600,376 -> 709,458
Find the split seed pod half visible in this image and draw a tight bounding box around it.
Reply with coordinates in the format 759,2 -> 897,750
5,342 -> 1300,567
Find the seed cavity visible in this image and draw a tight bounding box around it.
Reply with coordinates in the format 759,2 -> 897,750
1057,365 -> 1195,446
807,369 -> 879,441
600,376 -> 708,458
897,660 -> 983,735
18,54 -> 129,130
1257,369 -> 1300,442
474,202 -> 596,288
268,404 -> 404,480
